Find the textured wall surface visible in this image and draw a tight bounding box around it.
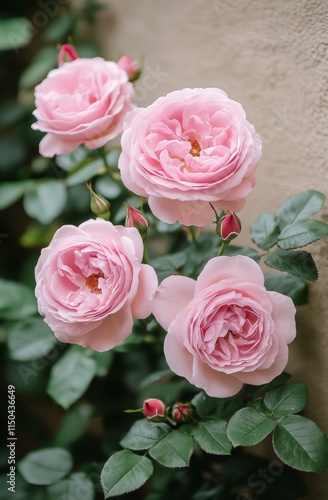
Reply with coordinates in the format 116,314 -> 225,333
96,1 -> 328,496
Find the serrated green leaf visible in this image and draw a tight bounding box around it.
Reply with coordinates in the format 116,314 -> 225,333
264,250 -> 318,281
264,273 -> 308,305
278,220 -> 328,250
264,383 -> 308,418
120,420 -> 170,451
0,18 -> 33,50
0,181 -> 34,210
227,407 -> 276,447
149,431 -> 194,468
273,415 -> 328,472
7,317 -> 57,361
191,391 -> 243,419
23,180 -> 67,224
251,212 -> 280,250
18,448 -> 72,485
0,279 -> 37,320
101,450 -> 153,498
47,346 -> 97,409
46,472 -> 95,500
192,420 -> 232,455
278,190 -> 325,229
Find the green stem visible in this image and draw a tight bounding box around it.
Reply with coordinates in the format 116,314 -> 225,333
189,226 -> 198,245
143,242 -> 151,265
218,241 -> 228,256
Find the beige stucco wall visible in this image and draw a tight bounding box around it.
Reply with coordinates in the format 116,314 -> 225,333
95,1 -> 328,496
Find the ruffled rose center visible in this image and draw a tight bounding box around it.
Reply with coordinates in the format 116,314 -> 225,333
189,139 -> 201,157
85,271 -> 105,294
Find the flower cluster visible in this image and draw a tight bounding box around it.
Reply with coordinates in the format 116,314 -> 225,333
33,46 -> 296,398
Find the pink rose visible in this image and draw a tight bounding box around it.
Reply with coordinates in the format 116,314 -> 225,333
35,219 -> 158,352
117,55 -> 139,81
119,88 -> 262,226
152,256 -> 296,397
32,57 -> 134,157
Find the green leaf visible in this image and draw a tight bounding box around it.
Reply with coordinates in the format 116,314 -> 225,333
243,371 -> 292,399
43,15 -> 75,43
149,431 -> 194,468
0,18 -> 33,50
152,251 -> 188,282
264,383 -> 308,418
278,190 -> 325,229
18,448 -> 72,485
47,346 -> 97,409
0,181 -> 34,210
7,317 -> 57,361
94,175 -> 122,199
192,420 -> 232,455
120,420 -> 170,451
278,220 -> 328,250
251,212 -> 280,250
66,158 -> 106,186
224,245 -> 260,262
54,403 -> 94,447
23,180 -> 67,224
56,146 -> 89,171
0,279 -> 37,320
227,407 -> 276,446
101,450 -> 153,498
264,249 -> 318,281
273,415 -> 328,472
264,273 -> 308,305
19,47 -> 58,89
191,391 -> 243,419
91,350 -> 114,377
46,472 -> 95,500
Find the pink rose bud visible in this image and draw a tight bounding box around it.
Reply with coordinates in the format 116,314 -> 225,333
143,398 -> 166,421
58,43 -> 79,66
171,402 -> 194,424
86,182 -> 110,220
117,55 -> 139,82
217,212 -> 241,243
125,205 -> 149,238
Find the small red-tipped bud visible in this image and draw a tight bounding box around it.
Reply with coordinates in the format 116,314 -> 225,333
143,398 -> 166,421
216,211 -> 241,243
58,44 -> 79,66
118,55 -> 140,82
86,182 -> 110,220
171,402 -> 194,424
125,205 -> 149,238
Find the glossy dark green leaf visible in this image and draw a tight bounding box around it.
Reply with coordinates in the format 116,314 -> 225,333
273,415 -> 328,472
278,220 -> 328,249
101,450 -> 153,498
264,383 -> 308,418
264,273 -> 308,305
264,250 -> 318,281
251,212 -> 280,250
120,420 -> 170,450
227,407 -> 276,446
192,420 -> 232,455
278,190 -> 325,228
149,431 -> 194,468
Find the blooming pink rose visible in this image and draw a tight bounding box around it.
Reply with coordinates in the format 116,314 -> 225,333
35,219 -> 158,352
152,256 -> 296,397
32,57 -> 134,157
119,88 -> 262,226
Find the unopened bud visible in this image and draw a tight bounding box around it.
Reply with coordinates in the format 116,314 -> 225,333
216,211 -> 241,243
171,402 -> 194,424
118,55 -> 140,82
143,398 -> 166,422
125,205 -> 149,238
58,43 -> 79,66
86,182 -> 110,220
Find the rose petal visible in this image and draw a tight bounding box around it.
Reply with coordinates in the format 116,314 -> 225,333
131,264 -> 158,319
268,291 -> 296,344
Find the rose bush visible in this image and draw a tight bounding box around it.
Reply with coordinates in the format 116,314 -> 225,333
32,57 -> 134,157
119,88 -> 262,226
35,219 -> 157,351
152,255 -> 296,397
